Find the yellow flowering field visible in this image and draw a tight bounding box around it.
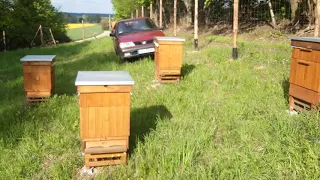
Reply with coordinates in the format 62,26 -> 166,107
67,23 -> 96,29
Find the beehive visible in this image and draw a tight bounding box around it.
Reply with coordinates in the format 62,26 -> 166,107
20,55 -> 55,103
289,37 -> 320,111
154,36 -> 185,83
75,71 -> 134,169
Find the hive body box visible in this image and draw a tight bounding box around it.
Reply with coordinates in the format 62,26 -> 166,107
154,36 -> 185,83
75,71 -> 134,169
289,37 -> 320,111
20,55 -> 55,103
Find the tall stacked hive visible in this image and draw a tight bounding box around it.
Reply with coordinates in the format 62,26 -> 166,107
289,37 -> 320,111
20,55 -> 55,103
154,36 -> 185,83
75,71 -> 134,170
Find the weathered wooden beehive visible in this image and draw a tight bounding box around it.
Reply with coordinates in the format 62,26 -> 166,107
75,71 -> 134,169
20,55 -> 55,103
289,37 -> 320,111
154,36 -> 185,83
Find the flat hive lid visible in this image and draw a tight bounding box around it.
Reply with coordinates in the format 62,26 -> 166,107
154,36 -> 185,42
290,37 -> 320,43
20,55 -> 56,62
75,71 -> 134,86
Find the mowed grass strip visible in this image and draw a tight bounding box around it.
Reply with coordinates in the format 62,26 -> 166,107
67,24 -> 104,41
0,31 -> 320,179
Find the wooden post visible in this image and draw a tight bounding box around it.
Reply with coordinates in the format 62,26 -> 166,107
232,0 -> 239,60
49,28 -> 56,46
268,0 -> 276,28
142,6 -> 144,17
136,9 -> 139,18
315,0 -> 320,37
160,0 -> 163,27
150,3 -> 153,19
39,25 -> 44,46
109,15 -> 111,30
30,25 -> 41,47
131,12 -> 134,19
194,0 -> 198,49
174,0 -> 177,36
82,20 -> 85,41
2,31 -> 6,52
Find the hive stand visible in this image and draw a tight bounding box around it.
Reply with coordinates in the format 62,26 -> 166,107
20,55 -> 55,104
75,71 -> 134,170
154,36 -> 185,83
289,37 -> 320,112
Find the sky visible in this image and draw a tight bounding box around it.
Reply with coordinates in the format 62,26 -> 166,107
51,0 -> 114,14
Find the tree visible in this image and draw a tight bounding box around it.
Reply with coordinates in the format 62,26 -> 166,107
315,0 -> 320,36
0,0 -> 68,50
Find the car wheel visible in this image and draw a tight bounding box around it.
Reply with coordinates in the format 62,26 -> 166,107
120,55 -> 126,63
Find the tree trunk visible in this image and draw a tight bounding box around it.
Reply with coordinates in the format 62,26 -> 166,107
182,0 -> 192,25
268,0 -> 277,28
194,0 -> 198,49
142,6 -> 144,17
233,0 -> 239,60
290,0 -> 299,23
136,9 -> 139,18
307,0 -> 315,30
315,0 -> 320,36
3,31 -> 6,52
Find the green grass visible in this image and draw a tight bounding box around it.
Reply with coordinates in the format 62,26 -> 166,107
67,24 -> 104,41
1,31 -> 320,179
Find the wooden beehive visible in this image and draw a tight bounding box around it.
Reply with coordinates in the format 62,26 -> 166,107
20,55 -> 55,103
289,37 -> 320,111
154,36 -> 185,83
75,71 -> 134,169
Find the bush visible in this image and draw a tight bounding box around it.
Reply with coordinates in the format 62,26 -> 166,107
100,18 -> 110,31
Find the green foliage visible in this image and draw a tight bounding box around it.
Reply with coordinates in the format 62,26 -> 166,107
0,0 -> 68,50
100,18 -> 110,30
112,0 -> 137,19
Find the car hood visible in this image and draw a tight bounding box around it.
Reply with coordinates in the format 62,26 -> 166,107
118,30 -> 165,42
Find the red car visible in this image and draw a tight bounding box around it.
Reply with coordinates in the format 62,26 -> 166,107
110,17 -> 165,62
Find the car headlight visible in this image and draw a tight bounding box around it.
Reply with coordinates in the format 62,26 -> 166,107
119,42 -> 135,49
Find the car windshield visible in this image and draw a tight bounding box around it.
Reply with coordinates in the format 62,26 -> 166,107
117,19 -> 157,35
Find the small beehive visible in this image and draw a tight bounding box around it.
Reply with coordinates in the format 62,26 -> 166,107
20,55 -> 55,103
289,37 -> 320,111
154,36 -> 185,83
75,71 -> 134,169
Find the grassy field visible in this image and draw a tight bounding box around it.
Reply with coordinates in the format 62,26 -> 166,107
1,29 -> 320,179
67,24 -> 104,41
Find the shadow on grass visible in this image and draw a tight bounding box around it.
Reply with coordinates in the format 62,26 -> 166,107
129,105 -> 173,154
282,78 -> 290,104
181,63 -> 195,78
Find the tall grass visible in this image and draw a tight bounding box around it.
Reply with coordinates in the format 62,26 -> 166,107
0,31 -> 320,179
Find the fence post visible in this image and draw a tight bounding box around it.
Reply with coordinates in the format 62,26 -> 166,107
160,0 -> 163,27
232,0 -> 239,60
109,15 -> 111,30
194,0 -> 198,49
82,20 -> 85,41
174,0 -> 177,36
40,25 -> 44,46
136,9 -> 139,18
150,3 -> 153,19
142,6 -> 144,17
3,31 -> 6,52
49,28 -> 56,46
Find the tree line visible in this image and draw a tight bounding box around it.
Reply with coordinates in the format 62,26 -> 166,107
0,0 -> 68,51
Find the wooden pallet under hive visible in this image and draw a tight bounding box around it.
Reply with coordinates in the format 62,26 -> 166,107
26,96 -> 50,104
289,96 -> 313,112
84,145 -> 127,170
157,74 -> 180,83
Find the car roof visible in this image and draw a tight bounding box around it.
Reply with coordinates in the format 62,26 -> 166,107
117,17 -> 150,23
